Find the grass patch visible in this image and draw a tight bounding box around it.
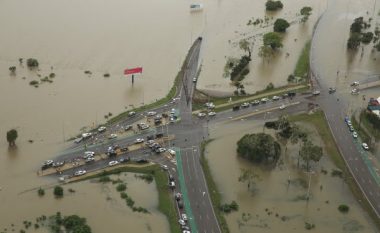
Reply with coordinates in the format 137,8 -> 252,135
293,40 -> 311,79
359,110 -> 380,141
351,114 -> 371,143
200,140 -> 230,233
289,111 -> 380,229
69,165 -> 181,233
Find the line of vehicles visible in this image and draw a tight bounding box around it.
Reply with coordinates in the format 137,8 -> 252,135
232,92 -> 296,112
344,116 -> 369,150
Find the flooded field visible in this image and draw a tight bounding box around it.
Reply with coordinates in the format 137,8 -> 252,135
206,119 -> 378,233
198,0 -> 327,94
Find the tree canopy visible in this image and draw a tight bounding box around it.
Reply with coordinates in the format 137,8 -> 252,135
265,0 -> 283,11
237,133 -> 281,165
263,32 -> 283,49
299,140 -> 323,171
300,6 -> 312,22
26,58 -> 39,69
6,129 -> 18,147
273,18 -> 290,32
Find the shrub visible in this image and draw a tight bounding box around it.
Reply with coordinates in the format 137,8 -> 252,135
26,58 -> 39,68
9,66 -> 16,73
266,82 -> 274,90
49,73 -> 56,78
29,80 -> 39,86
116,183 -> 127,192
103,73 -> 110,77
347,33 -> 361,49
38,188 -> 45,196
266,0 -> 283,11
230,56 -> 251,81
361,32 -> 373,44
338,204 -> 350,213
273,18 -> 290,32
98,176 -> 111,183
53,186 -> 64,198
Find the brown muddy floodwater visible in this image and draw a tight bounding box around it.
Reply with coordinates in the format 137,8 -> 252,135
198,0 -> 327,95
206,119 -> 378,233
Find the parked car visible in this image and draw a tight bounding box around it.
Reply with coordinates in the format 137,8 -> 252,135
128,111 -> 136,117
154,119 -> 162,125
41,160 -> 54,170
241,102 -> 249,108
147,135 -> 154,140
161,165 -> 169,170
74,137 -> 83,144
181,214 -> 188,222
85,157 -> 95,163
177,200 -> 184,209
108,160 -> 119,166
74,170 -> 86,176
108,134 -> 117,139
351,88 -> 360,95
261,98 -> 269,103
287,92 -> 296,97
168,149 -> 176,156
350,81 -> 360,86
98,126 -> 106,133
272,95 -> 280,101
192,77 -> 197,83
362,143 -> 369,150
312,90 -> 321,96
232,105 -> 240,111
156,147 -> 166,153
169,181 -> 176,188
135,138 -> 144,143
124,125 -> 133,131
208,111 -> 216,116
169,174 -> 175,181
178,219 -> 186,226
52,161 -> 65,168
147,111 -> 157,116
136,158 -> 148,164
328,87 -> 336,94
197,112 -> 206,118
175,192 -> 182,200
119,157 -> 130,163
251,100 -> 260,106
279,104 -> 286,110
349,126 -> 354,132
352,132 -> 358,138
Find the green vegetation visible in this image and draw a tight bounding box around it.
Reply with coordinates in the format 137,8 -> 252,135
300,6 -> 313,22
26,58 -> 39,69
103,73 -> 110,78
347,17 -> 372,49
220,201 -> 239,213
38,188 -> 45,196
299,140 -> 323,171
291,40 -> 311,82
9,66 -> 16,74
116,183 -> 127,192
98,176 -> 111,183
230,56 -> 251,81
119,191 -> 149,213
289,111 -> 380,228
6,129 -> 18,147
361,32 -> 374,44
263,32 -> 283,49
273,18 -> 290,32
338,204 -> 350,213
48,212 -> 92,233
53,186 -> 64,198
358,110 -> 380,140
70,165 -> 181,233
200,140 -> 230,233
49,73 -> 56,78
237,133 -> 281,165
265,0 -> 283,11
304,222 -> 315,230
266,82 -> 274,90
29,80 -> 39,86
135,174 -> 154,183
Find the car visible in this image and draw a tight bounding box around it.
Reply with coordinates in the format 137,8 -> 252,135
120,147 -> 129,152
82,132 -> 92,139
241,102 -> 249,108
251,100 -> 260,106
232,105 -> 240,111
169,181 -> 175,188
181,214 -> 188,222
108,160 -> 119,166
328,87 -> 336,94
170,108 -> 176,115
177,200 -> 184,209
74,170 -> 86,176
351,88 -> 360,95
108,134 -> 117,139
140,124 -> 150,130
146,139 -> 155,145
107,151 -> 117,157
84,151 -> 95,156
85,157 -> 95,163
346,120 -> 352,126
287,92 -> 296,97
279,104 -> 286,110
312,90 -> 321,96
351,81 -> 360,86
352,132 -> 358,138
178,219 -> 186,226
282,93 -> 289,99
136,158 -> 148,163
161,165 -> 169,170
135,138 -> 144,143
98,126 -> 106,133
147,111 -> 157,116
192,77 -> 197,82
52,161 -> 65,167
119,157 -> 130,163
74,137 -> 83,144
128,111 -> 136,117
112,145 -> 120,150
175,192 -> 182,200
344,116 -> 349,123
197,112 -> 206,118
182,229 -> 191,233
154,119 -> 162,125
362,143 -> 369,150
208,111 -> 216,116
349,126 -> 354,132
147,135 -> 154,140
205,102 -> 215,109
156,133 -> 164,138
261,98 -> 269,103
41,160 -> 54,170
156,147 -> 166,153
168,149 -> 176,156
169,174 -> 175,181
170,117 -> 176,123
124,125 -> 133,131
155,114 -> 163,120
272,95 -> 280,101
83,153 -> 95,159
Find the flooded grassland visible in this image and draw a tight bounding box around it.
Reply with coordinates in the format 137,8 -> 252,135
205,118 -> 378,233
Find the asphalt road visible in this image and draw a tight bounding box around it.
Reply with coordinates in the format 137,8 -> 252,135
310,9 -> 380,218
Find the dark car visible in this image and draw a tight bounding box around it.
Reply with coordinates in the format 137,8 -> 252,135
162,113 -> 169,118
120,147 -> 129,152
147,135 -> 154,140
112,144 -> 120,150
328,87 -> 336,94
288,92 -> 296,97
168,174 -> 174,181
232,105 -> 240,111
107,151 -> 117,157
177,200 -> 184,209
136,158 -> 148,164
154,119 -> 162,125
156,133 -> 164,138
119,157 -> 130,163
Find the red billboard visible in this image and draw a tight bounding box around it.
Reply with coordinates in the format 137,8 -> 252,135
124,67 -> 143,75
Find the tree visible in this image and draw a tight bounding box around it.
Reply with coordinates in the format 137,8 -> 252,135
237,133 -> 281,165
273,18 -> 290,32
258,45 -> 274,60
300,6 -> 312,22
9,66 -> 16,74
53,185 -> 64,198
361,32 -> 373,44
265,0 -> 283,11
263,32 -> 283,49
26,58 -> 39,69
347,33 -> 361,49
63,215 -> 86,230
6,129 -> 18,147
350,17 -> 364,33
299,140 -> 323,171
239,39 -> 252,58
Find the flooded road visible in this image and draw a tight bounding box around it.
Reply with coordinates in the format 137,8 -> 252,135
206,120 -> 378,233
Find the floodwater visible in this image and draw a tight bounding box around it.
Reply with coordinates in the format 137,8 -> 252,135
0,173 -> 168,232
206,120 -> 378,233
198,0 -> 327,95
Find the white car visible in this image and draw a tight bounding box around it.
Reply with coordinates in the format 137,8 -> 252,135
157,148 -> 166,153
351,81 -> 360,86
161,165 -> 169,170
147,111 -> 157,116
241,102 -> 249,108
85,157 -> 95,163
352,132 -> 358,138
98,126 -> 106,133
135,138 -> 145,143
279,104 -> 286,110
169,181 -> 175,188
168,149 -> 176,156
108,134 -> 117,139
108,160 -> 119,166
272,95 -> 280,101
82,132 -> 92,139
192,77 -> 197,82
83,151 -> 95,159
128,111 -> 136,117
178,219 -> 186,226
362,143 -> 369,150
261,98 -> 269,103
74,170 -> 86,176
208,112 -> 216,116
181,214 -> 188,221
197,112 -> 206,118
183,231 -> 190,233
351,88 -> 360,95
312,90 -> 321,96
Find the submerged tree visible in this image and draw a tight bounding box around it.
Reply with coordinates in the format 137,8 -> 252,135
6,129 -> 18,147
263,32 -> 283,50
300,6 -> 313,22
273,18 -> 290,32
299,140 -> 323,171
26,58 -> 39,69
239,39 -> 252,58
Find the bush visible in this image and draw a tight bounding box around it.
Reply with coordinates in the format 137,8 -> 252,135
29,80 -> 39,86
49,73 -> 56,78
9,66 -> 16,72
103,73 -> 110,77
230,56 -> 251,81
274,18 -> 290,32
347,33 -> 361,49
338,204 -> 350,213
26,58 -> 39,68
361,32 -> 373,43
266,0 -> 283,11
266,82 -> 274,90
116,183 -> 127,192
98,176 -> 111,183
38,188 -> 45,196
53,186 -> 64,198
